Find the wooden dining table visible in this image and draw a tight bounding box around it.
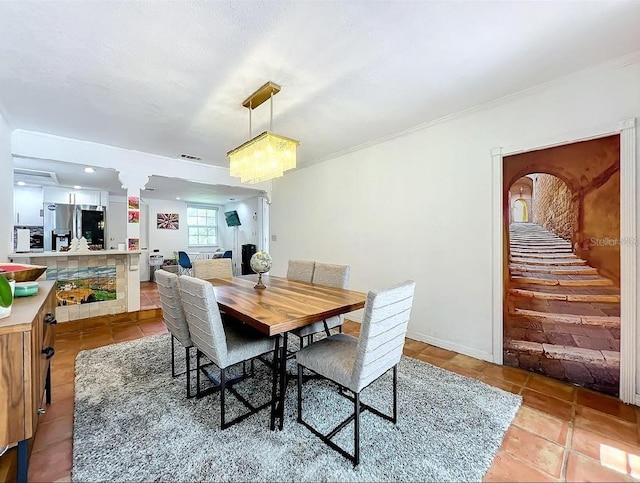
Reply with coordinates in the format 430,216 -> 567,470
208,274 -> 367,430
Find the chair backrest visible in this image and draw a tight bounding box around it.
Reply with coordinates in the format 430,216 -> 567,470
351,280 -> 416,392
155,269 -> 192,348
193,258 -> 233,280
286,259 -> 315,283
178,275 -> 229,368
222,250 -> 232,259
178,251 -> 192,269
312,262 -> 350,289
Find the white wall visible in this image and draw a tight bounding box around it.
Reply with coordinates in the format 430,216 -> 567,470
146,198 -> 190,261
269,53 -> 640,363
0,110 -> 12,260
219,198 -> 260,250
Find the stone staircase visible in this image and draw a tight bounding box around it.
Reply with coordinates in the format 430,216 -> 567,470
504,222 -> 620,396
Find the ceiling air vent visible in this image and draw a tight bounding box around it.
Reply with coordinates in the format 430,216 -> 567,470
180,153 -> 203,161
14,168 -> 60,184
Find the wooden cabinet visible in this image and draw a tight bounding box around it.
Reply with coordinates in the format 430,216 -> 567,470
0,282 -> 56,483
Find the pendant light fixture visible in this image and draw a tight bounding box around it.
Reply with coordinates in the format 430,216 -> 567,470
227,81 -> 299,185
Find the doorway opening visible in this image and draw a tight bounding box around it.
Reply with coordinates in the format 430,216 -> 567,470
502,135 -> 621,396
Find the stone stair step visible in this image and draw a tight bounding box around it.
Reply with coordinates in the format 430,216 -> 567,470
511,250 -> 573,258
508,308 -> 620,329
504,340 -> 619,366
508,285 -> 620,303
510,275 -> 614,287
509,240 -> 571,247
510,257 -> 587,266
511,243 -> 571,247
510,252 -> 578,259
511,297 -> 620,317
509,264 -> 598,275
510,245 -> 573,250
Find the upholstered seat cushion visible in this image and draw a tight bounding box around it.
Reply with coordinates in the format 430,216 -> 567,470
225,323 -> 275,367
296,333 -> 358,390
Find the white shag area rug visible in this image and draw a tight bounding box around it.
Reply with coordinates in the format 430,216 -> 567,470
72,333 -> 521,482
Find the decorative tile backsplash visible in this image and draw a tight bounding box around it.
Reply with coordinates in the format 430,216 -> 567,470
42,255 -> 128,322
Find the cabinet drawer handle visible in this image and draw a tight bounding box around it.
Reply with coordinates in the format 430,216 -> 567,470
41,347 -> 55,359
45,313 -> 57,325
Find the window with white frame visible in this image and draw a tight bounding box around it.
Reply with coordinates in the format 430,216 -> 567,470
187,205 -> 218,247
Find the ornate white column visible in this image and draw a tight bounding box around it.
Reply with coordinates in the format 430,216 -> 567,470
118,171 -> 149,313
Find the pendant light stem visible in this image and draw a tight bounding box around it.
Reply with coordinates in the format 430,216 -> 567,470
249,101 -> 253,138
270,90 -> 273,131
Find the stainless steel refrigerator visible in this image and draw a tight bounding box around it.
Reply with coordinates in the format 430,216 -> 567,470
43,203 -> 107,251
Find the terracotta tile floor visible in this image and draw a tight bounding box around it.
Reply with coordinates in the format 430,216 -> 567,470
18,317 -> 640,482
140,281 -> 161,310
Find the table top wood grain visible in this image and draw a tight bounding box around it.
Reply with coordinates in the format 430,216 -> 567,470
209,275 -> 366,336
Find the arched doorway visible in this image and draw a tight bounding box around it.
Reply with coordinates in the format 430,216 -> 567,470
512,199 -> 528,222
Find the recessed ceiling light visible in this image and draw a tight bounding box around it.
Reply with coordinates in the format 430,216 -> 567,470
84,167 -> 95,173
74,185 -> 82,189
17,181 -> 26,186
176,197 -> 181,200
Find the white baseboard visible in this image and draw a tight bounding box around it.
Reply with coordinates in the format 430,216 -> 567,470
634,394 -> 640,407
345,313 -> 363,323
345,317 -> 495,364
405,330 -> 495,363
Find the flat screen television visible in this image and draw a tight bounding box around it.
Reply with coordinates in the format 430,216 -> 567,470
224,210 -> 241,227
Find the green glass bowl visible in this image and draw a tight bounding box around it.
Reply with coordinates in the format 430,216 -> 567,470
14,281 -> 39,297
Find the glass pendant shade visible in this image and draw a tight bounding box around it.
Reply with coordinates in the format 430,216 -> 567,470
228,131 -> 299,185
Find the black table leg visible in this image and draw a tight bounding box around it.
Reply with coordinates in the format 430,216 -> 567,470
277,332 -> 288,430
269,332 -> 289,430
270,335 -> 281,430
16,439 -> 27,483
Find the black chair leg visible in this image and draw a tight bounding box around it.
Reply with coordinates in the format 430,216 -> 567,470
354,391 -> 360,466
196,349 -> 201,397
171,336 -> 176,377
297,364 -> 303,422
392,365 -> 398,423
220,368 -> 227,429
186,346 -> 192,398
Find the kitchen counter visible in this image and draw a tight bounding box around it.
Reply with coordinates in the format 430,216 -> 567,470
8,251 -> 141,323
10,250 -> 141,258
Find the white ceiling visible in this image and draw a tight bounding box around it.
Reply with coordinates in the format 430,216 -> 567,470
1,1 -> 640,200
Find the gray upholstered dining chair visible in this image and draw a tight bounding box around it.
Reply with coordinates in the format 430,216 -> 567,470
291,262 -> 350,348
178,275 -> 277,430
193,258 -> 233,280
155,269 -> 195,398
296,280 -> 416,466
286,259 -> 315,283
